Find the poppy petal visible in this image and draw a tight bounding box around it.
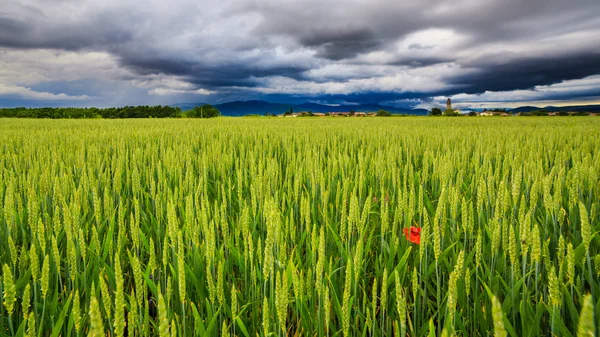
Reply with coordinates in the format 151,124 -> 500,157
403,226 -> 421,244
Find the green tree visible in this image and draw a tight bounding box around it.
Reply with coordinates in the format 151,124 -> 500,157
431,108 -> 442,116
376,109 -> 391,117
188,104 -> 221,118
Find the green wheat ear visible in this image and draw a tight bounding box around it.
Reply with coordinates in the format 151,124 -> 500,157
40,254 -> 50,298
22,283 -> 31,321
2,264 -> 16,315
548,264 -> 562,309
579,202 -> 592,253
491,295 -> 507,337
158,292 -> 170,337
114,253 -> 125,337
577,294 -> 595,337
395,270 -> 406,337
72,289 -> 82,333
262,296 -> 270,337
89,290 -> 104,337
27,312 -> 36,337
342,261 -> 353,337
275,270 -> 289,333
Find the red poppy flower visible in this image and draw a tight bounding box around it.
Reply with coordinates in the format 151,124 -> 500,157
402,226 -> 421,244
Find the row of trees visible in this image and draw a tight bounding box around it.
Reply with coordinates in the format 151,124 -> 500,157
0,105 -> 220,119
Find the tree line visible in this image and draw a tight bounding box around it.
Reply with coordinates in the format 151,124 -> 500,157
0,105 -> 220,119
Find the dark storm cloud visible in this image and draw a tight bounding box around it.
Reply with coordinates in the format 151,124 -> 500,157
539,88 -> 600,101
299,27 -> 382,60
184,65 -> 310,88
0,4 -> 134,50
448,51 -> 600,95
0,17 -> 30,36
387,56 -> 455,68
118,56 -> 197,77
118,54 -> 311,88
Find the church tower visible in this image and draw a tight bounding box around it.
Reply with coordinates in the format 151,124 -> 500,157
446,98 -> 452,111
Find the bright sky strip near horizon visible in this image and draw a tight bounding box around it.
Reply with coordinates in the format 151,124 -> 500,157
1,0 -> 600,109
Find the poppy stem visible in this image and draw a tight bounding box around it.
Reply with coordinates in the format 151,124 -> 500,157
436,259 -> 440,337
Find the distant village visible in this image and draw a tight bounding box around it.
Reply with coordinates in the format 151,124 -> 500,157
277,111 -> 381,117
275,98 -> 598,117
442,98 -> 598,116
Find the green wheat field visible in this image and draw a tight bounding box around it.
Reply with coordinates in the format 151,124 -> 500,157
1,117 -> 599,336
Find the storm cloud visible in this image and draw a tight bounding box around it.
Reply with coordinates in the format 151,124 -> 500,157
449,52 -> 600,94
299,27 -> 382,60
0,0 -> 599,108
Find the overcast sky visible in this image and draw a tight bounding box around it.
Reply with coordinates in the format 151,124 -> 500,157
1,0 -> 600,109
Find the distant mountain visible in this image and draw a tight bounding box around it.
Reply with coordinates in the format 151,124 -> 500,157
297,103 -> 428,115
507,106 -> 539,114
509,105 -> 600,114
215,100 -> 298,116
172,100 -> 428,116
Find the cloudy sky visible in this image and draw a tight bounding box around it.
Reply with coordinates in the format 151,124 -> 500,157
1,0 -> 600,109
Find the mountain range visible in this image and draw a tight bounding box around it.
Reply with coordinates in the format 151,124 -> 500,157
172,100 -> 429,116
508,105 -> 600,113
